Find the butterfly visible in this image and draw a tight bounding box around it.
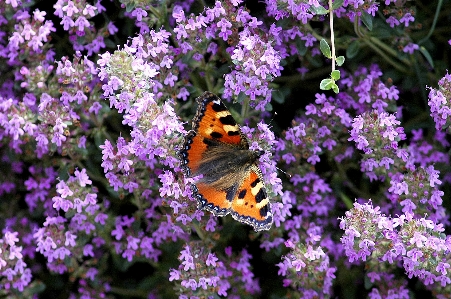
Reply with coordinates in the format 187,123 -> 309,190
179,91 -> 273,231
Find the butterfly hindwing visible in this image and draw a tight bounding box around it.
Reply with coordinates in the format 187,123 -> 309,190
231,166 -> 272,231
193,182 -> 232,216
180,91 -> 273,231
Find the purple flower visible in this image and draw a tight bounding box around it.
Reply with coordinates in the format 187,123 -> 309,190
400,13 -> 415,27
206,253 -> 218,266
279,238 -> 336,296
205,215 -> 217,232
403,42 -> 419,54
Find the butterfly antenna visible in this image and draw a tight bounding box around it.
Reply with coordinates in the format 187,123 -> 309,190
261,155 -> 291,179
266,111 -> 277,127
275,165 -> 291,178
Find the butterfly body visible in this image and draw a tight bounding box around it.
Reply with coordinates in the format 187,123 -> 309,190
179,92 -> 273,231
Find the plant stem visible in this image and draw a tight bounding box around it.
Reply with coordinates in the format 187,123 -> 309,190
329,0 -> 336,71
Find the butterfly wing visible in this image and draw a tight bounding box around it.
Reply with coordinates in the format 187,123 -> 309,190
180,92 -> 244,213
230,165 -> 273,231
180,91 -> 246,176
193,91 -> 247,146
191,182 -> 233,216
179,92 -> 273,231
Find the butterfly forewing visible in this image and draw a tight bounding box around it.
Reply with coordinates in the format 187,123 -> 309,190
193,92 -> 247,147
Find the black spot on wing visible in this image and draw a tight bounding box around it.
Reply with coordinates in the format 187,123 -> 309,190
228,130 -> 240,136
259,204 -> 270,217
230,204 -> 273,231
250,178 -> 260,188
202,138 -> 218,147
238,189 -> 246,199
255,188 -> 267,203
210,131 -> 223,139
212,102 -> 227,112
219,115 -> 236,126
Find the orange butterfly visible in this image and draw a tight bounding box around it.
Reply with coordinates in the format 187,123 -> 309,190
179,91 -> 273,231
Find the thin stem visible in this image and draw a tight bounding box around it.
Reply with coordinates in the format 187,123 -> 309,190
192,222 -> 205,240
205,64 -> 215,92
241,95 -> 250,119
329,0 -> 335,71
362,37 -> 409,73
354,16 -> 411,73
369,36 -> 410,66
354,16 -> 364,38
418,0 -> 443,45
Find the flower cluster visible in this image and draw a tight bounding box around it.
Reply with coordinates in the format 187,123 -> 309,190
53,0 -> 111,55
29,168 -> 114,297
367,273 -> 409,299
0,51 -> 100,161
340,201 -> 451,289
98,32 -> 186,194
265,0 -> 317,24
280,93 -> 353,166
3,6 -> 55,63
170,243 -> 261,297
34,169 -> 101,264
428,72 -> 451,132
278,239 -> 336,298
348,110 -> 447,223
0,231 -> 31,292
348,110 -> 407,178
173,1 -> 281,110
383,7 -> 416,28
339,64 -> 400,114
224,22 -> 282,110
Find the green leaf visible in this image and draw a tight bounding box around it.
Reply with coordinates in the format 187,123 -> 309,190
4,8 -> 16,20
309,5 -> 329,15
320,78 -> 334,90
295,39 -> 307,56
265,102 -> 273,111
346,40 -> 360,59
320,78 -> 339,93
332,0 -> 344,10
272,90 -> 285,104
332,84 -> 339,93
125,2 -> 136,12
279,58 -> 288,67
336,56 -> 345,66
331,70 -> 340,80
237,92 -> 247,104
320,39 -> 332,59
340,192 -> 354,210
361,11 -> 373,31
419,46 -> 434,69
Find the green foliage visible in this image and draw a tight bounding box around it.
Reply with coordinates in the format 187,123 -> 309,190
320,39 -> 332,59
361,11 -> 373,31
